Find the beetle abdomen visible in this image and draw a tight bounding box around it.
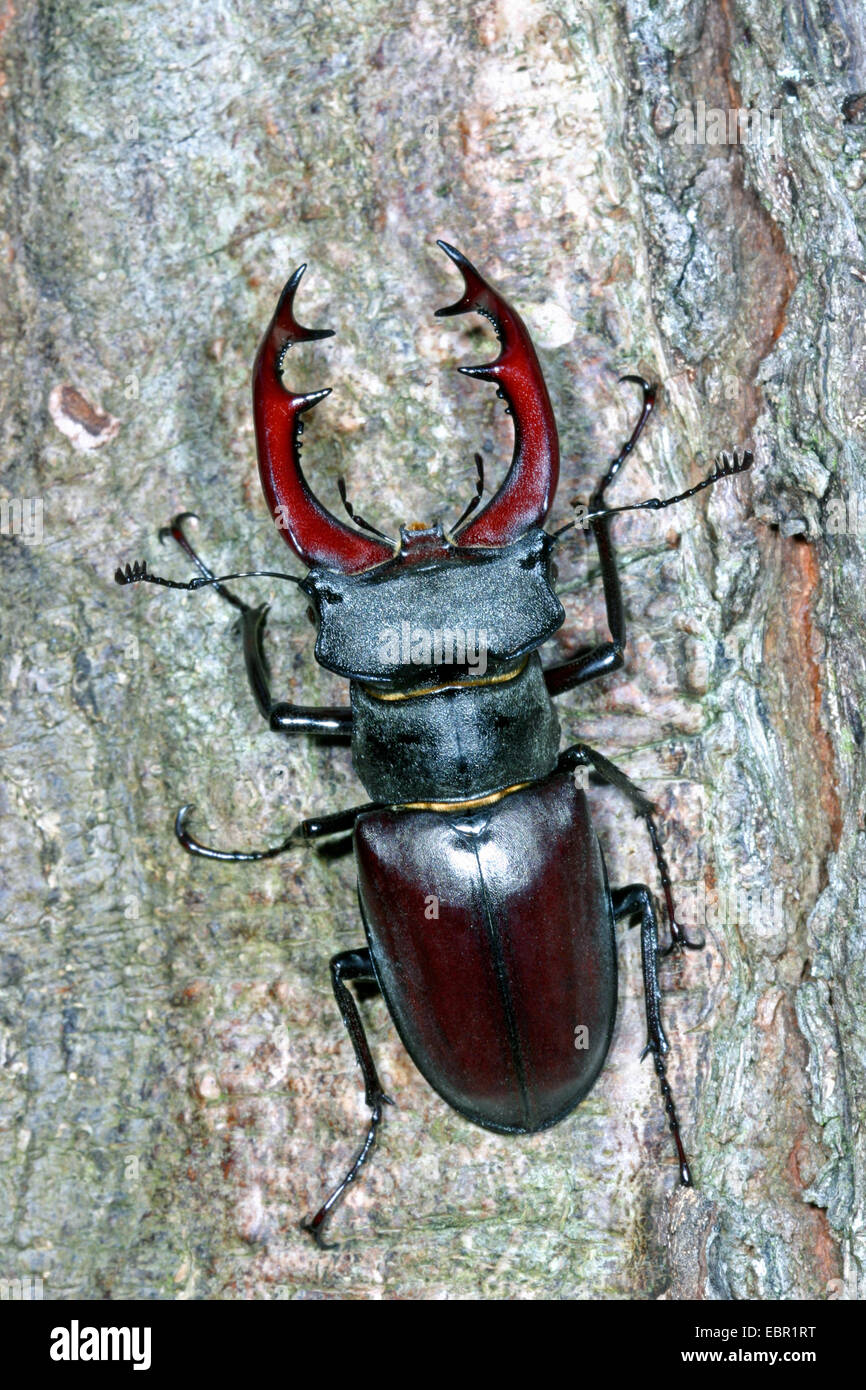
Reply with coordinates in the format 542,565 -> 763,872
355,770 -> 616,1134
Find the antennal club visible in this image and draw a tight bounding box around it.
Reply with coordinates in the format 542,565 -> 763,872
560,449 -> 753,536
114,559 -> 302,591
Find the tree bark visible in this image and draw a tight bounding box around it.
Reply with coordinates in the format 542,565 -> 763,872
0,0 -> 862,1299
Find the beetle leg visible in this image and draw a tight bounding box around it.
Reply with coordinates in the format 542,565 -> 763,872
301,948 -> 393,1249
159,513 -> 352,737
560,743 -> 702,953
611,884 -> 692,1187
173,800 -> 381,862
644,814 -> 704,956
545,377 -> 655,697
241,601 -> 351,736
593,375 -> 657,499
543,502 -> 625,694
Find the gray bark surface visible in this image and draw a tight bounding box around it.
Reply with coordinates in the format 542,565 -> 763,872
0,0 -> 863,1299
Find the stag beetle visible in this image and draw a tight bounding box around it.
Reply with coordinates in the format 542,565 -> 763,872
117,242 -> 751,1246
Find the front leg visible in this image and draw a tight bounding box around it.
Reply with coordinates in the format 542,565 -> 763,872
117,513 -> 352,736
159,513 -> 352,736
545,377 -> 655,698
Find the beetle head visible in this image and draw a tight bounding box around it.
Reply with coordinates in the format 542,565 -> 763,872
253,243 -> 563,686
301,522 -> 564,686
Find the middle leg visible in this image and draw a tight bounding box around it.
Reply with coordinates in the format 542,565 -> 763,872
158,513 -> 351,735
174,799 -> 382,862
611,883 -> 692,1186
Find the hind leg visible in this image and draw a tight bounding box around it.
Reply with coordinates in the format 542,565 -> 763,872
301,948 -> 392,1249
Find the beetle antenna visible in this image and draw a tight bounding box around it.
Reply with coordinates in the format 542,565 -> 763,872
451,451 -> 485,534
337,477 -> 396,544
557,448 -> 753,539
114,560 -> 303,591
